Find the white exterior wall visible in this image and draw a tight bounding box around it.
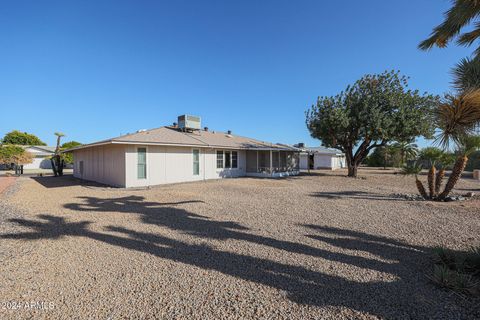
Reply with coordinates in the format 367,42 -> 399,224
299,153 -> 309,170
23,147 -> 53,169
73,144 -> 126,187
124,145 -> 247,188
314,154 -> 333,169
23,157 -> 52,169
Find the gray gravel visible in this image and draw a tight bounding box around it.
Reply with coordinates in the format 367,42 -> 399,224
0,170 -> 479,319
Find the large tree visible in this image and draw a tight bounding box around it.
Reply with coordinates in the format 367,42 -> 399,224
2,130 -> 46,146
306,71 -> 438,177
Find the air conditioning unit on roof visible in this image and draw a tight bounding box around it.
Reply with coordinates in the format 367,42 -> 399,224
178,115 -> 201,131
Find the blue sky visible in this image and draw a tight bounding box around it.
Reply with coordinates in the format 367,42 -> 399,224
0,1 -> 473,147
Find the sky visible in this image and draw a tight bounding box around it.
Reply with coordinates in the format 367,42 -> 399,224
0,0 -> 474,147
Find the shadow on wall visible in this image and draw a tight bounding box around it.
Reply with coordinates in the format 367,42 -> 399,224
2,195 -> 478,318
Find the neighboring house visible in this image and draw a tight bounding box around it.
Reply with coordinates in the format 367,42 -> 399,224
21,146 -> 55,169
296,144 -> 345,170
66,115 -> 300,188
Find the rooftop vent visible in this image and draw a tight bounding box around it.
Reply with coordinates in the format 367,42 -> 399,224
178,114 -> 201,131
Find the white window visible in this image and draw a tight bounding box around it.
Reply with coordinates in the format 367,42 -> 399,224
216,150 -> 238,169
137,147 -> 147,179
216,151 -> 223,169
193,149 -> 200,175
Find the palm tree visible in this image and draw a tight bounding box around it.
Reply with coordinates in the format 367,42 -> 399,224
435,91 -> 480,148
392,141 -> 418,166
437,135 -> 480,199
435,90 -> 480,199
402,162 -> 428,199
435,152 -> 456,195
419,0 -> 480,57
51,132 -> 65,177
452,57 -> 480,92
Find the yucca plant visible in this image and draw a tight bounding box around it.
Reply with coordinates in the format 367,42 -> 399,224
437,135 -> 480,200
434,90 -> 480,200
401,162 -> 428,199
433,152 -> 456,196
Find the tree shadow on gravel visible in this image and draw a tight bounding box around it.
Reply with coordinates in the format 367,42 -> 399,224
2,197 -> 479,319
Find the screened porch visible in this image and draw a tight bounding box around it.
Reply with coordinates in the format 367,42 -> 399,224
245,150 -> 300,177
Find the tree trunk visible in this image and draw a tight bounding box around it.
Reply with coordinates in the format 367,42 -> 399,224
435,169 -> 445,196
347,165 -> 358,177
428,165 -> 436,199
416,178 -> 428,199
437,155 -> 468,200
51,158 -> 58,177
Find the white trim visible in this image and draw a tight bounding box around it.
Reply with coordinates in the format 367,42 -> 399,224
215,149 -> 239,171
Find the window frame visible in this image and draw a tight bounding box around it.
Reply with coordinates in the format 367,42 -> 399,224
193,149 -> 200,176
216,150 -> 224,169
137,147 -> 147,179
216,150 -> 239,170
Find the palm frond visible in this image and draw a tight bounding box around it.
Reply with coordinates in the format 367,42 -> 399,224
401,162 -> 423,176
451,57 -> 480,92
457,21 -> 480,46
419,0 -> 480,50
435,90 -> 480,148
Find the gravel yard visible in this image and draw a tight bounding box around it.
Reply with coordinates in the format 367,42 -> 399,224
0,169 -> 479,319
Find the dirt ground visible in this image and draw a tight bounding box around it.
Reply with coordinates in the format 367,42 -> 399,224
0,169 -> 479,319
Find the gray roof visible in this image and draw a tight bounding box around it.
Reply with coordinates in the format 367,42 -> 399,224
21,145 -> 56,156
65,126 -> 299,152
301,146 -> 344,155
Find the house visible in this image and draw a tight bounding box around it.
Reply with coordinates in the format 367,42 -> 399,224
296,144 -> 345,170
22,146 -> 55,169
66,115 -> 300,188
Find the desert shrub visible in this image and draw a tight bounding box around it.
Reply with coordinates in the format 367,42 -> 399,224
430,246 -> 480,296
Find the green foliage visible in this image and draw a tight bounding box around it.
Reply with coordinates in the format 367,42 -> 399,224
0,145 -> 33,165
465,150 -> 480,171
457,135 -> 480,156
430,246 -> 480,296
2,130 -> 46,146
401,161 -> 423,176
452,57 -> 480,92
306,70 -> 438,176
60,141 -> 82,164
364,147 -> 387,167
418,147 -> 444,164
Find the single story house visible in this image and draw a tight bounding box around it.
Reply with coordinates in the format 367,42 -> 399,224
296,145 -> 345,170
66,115 -> 300,188
22,146 -> 55,169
